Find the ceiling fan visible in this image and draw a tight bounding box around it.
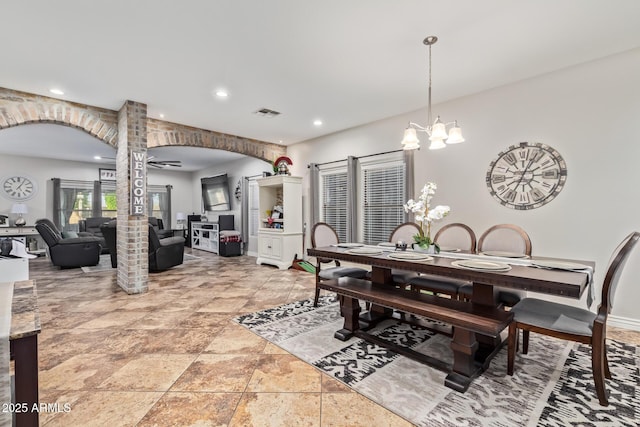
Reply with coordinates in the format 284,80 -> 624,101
98,155 -> 182,168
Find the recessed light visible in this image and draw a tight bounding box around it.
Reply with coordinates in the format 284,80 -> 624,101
215,90 -> 228,98
94,156 -> 102,160
49,88 -> 64,95
159,113 -> 165,119
313,119 -> 323,126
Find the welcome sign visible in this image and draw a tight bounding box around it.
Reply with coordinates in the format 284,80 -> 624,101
130,151 -> 146,215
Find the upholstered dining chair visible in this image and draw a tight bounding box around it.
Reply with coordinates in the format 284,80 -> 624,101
433,222 -> 477,253
389,222 -> 421,287
459,224 -> 532,307
507,231 -> 639,406
311,222 -> 369,307
406,222 -> 477,299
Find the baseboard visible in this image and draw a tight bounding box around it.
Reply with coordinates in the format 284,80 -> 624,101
247,250 -> 258,258
608,314 -> 640,331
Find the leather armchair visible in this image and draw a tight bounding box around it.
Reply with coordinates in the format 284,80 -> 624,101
78,217 -> 114,254
148,217 -> 174,239
35,218 -> 102,268
100,221 -> 185,271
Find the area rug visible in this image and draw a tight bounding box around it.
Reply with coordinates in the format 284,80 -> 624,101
234,297 -> 639,427
81,253 -> 200,273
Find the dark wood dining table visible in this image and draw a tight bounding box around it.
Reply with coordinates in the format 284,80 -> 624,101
307,245 -> 594,390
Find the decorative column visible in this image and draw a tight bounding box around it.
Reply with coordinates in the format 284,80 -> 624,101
116,100 -> 148,294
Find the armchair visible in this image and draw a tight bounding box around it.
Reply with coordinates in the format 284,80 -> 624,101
35,218 -> 102,268
78,216 -> 114,254
148,217 -> 174,239
100,221 -> 185,271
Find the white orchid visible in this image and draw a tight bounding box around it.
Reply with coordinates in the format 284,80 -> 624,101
403,182 -> 450,250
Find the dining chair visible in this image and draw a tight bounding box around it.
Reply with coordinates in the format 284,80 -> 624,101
405,222 -> 478,299
433,222 -> 477,252
310,222 -> 369,307
459,224 -> 532,307
388,222 -> 421,287
507,231 -> 640,406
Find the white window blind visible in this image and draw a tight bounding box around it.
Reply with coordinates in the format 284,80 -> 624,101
361,161 -> 406,245
320,170 -> 348,243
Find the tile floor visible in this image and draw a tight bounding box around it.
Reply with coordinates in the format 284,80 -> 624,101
25,249 -> 640,426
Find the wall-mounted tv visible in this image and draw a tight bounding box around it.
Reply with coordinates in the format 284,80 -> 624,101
201,174 -> 231,211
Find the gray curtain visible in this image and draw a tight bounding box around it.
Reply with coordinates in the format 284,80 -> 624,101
403,150 -> 415,222
309,163 -> 319,228
61,188 -> 78,231
92,180 -> 102,217
346,156 -> 358,243
52,178 -> 61,228
163,185 -> 172,226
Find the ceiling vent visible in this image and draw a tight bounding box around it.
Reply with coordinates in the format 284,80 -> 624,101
254,108 -> 281,118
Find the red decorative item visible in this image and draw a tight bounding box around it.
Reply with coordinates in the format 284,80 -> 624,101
274,156 -> 293,175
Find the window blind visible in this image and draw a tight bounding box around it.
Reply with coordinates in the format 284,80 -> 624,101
321,171 -> 348,243
362,163 -> 406,245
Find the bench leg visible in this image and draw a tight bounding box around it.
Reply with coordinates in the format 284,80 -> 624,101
445,328 -> 480,392
334,297 -> 361,341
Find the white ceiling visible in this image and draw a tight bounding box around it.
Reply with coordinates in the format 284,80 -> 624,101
1,0 -> 639,170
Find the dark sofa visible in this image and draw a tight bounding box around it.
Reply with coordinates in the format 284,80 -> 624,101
79,217 -> 114,254
35,218 -> 103,268
100,220 -> 185,271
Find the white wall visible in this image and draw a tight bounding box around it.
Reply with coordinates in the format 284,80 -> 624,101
287,47 -> 640,325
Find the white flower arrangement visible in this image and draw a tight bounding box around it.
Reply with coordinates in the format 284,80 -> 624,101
403,182 -> 450,250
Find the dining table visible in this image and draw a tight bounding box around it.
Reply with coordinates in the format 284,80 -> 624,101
307,244 -> 595,391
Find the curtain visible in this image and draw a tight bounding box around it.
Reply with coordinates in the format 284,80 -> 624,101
92,180 -> 102,216
61,188 -> 78,230
309,163 -> 319,228
52,178 -> 61,228
403,149 -> 415,222
346,156 -> 358,243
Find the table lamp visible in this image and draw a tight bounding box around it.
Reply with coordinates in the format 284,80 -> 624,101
11,203 -> 28,227
176,212 -> 186,229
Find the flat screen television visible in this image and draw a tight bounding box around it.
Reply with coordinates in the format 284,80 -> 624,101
201,174 -> 231,211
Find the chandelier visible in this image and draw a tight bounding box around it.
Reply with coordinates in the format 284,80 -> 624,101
401,36 -> 464,150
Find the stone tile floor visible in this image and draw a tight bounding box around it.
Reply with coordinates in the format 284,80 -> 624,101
26,249 -> 639,426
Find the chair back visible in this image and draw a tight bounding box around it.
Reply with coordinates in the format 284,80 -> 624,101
601,231 -> 640,313
478,224 -> 532,256
389,222 -> 420,244
148,224 -> 162,251
148,217 -> 164,231
35,218 -> 62,247
311,222 -> 339,248
434,223 -> 477,252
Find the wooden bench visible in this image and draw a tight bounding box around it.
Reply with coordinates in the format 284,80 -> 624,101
319,276 -> 513,392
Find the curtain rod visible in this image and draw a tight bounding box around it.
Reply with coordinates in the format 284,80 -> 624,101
307,148 -> 405,168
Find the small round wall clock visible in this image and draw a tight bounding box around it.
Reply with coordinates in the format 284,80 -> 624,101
486,142 -> 567,210
1,175 -> 37,201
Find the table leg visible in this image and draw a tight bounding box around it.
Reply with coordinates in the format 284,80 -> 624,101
11,334 -> 39,427
471,282 -> 504,365
334,297 -> 361,341
359,266 -> 394,327
445,327 -> 480,392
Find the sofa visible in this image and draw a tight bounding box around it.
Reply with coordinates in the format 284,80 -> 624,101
100,220 -> 185,271
148,217 -> 174,239
78,217 -> 114,254
35,218 -> 103,268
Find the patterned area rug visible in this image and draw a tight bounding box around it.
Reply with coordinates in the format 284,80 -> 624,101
234,297 -> 639,427
81,253 -> 199,273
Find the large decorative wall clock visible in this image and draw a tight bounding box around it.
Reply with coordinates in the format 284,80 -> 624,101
486,142 -> 567,210
1,175 -> 38,201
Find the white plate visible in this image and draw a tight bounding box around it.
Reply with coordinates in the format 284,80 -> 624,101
451,260 -> 512,271
531,260 -> 590,270
337,243 -> 364,248
481,251 -> 529,258
346,248 -> 383,255
387,252 -> 433,261
439,246 -> 460,252
377,242 -> 397,247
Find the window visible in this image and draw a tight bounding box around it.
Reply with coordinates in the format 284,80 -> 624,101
319,167 -> 348,242
52,179 -> 172,231
360,158 -> 405,245
315,153 -> 407,245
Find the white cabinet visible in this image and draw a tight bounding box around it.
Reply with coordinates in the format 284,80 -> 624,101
191,222 -> 219,254
256,175 -> 303,270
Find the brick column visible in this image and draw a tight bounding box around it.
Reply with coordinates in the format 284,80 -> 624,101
116,100 -> 148,294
